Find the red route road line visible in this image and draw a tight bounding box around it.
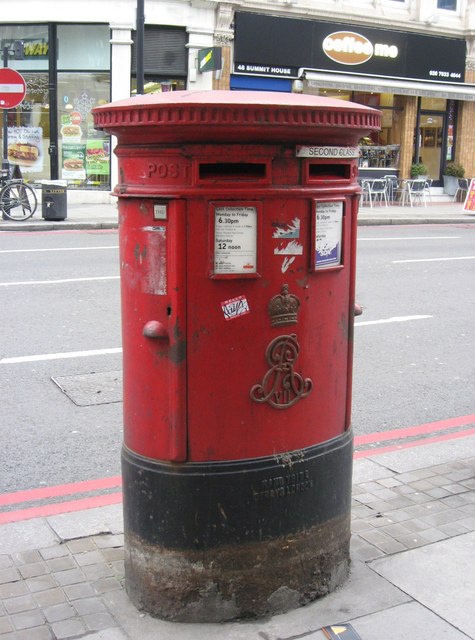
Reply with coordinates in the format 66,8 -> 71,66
1,415 -> 474,524
354,413 -> 475,446
0,492 -> 123,525
0,476 -> 122,507
354,427 -> 475,459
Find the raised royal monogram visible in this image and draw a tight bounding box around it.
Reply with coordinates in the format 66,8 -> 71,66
250,334 -> 313,409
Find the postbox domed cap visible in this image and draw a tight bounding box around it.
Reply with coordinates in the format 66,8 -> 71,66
93,90 -> 380,145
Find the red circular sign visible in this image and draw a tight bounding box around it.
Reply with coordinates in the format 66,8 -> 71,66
0,68 -> 27,109
71,111 -> 82,125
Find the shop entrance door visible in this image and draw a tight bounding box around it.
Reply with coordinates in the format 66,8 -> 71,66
418,113 -> 446,186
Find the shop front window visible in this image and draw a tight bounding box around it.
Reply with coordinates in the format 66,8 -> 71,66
57,25 -> 111,190
1,73 -> 49,183
0,23 -> 111,190
57,72 -> 111,190
131,78 -> 185,95
0,26 -> 49,183
316,88 -> 352,101
57,25 -> 110,71
354,93 -> 401,169
437,0 -> 457,9
421,98 -> 447,111
419,113 -> 445,180
416,98 -> 452,185
130,25 -> 187,97
309,88 -> 402,169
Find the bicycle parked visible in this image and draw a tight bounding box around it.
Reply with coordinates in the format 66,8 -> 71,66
0,168 -> 38,221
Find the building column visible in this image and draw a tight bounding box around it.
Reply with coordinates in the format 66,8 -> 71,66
456,44 -> 475,176
110,25 -> 133,102
213,3 -> 234,90
186,27 -> 214,90
395,95 -> 417,179
109,25 -> 133,194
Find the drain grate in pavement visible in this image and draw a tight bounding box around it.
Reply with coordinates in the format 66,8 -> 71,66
52,370 -> 123,406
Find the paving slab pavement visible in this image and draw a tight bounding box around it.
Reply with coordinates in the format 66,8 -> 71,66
1,437 -> 473,639
370,532 -> 475,638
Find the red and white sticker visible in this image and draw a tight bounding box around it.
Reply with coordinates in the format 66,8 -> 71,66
221,295 -> 250,321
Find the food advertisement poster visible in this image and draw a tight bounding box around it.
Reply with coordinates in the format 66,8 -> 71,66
7,127 -> 43,173
86,140 -> 110,176
61,143 -> 86,180
60,114 -> 85,179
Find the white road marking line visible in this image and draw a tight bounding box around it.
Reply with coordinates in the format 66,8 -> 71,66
358,236 -> 460,241
0,246 -> 118,254
355,315 -> 433,327
0,276 -> 119,287
1,348 -> 123,364
393,256 -> 475,263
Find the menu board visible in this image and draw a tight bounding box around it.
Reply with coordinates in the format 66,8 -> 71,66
314,201 -> 343,269
214,206 -> 257,275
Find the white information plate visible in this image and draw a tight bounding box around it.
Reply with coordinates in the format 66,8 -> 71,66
214,206 -> 257,275
153,203 -> 167,220
315,201 -> 343,269
296,146 -> 359,159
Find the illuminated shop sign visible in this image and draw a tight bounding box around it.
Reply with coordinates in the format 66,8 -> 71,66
322,32 -> 398,65
234,12 -> 465,83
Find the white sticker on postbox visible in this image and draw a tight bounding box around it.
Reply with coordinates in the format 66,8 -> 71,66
221,295 -> 250,321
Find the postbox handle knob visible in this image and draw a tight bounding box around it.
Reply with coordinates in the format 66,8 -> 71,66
143,320 -> 169,340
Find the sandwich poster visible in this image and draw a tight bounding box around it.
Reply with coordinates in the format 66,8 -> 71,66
61,143 -> 86,179
86,140 -> 110,176
7,127 -> 43,173
60,115 -> 86,179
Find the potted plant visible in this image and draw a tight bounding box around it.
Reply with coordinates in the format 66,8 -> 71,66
410,162 -> 428,179
443,162 -> 465,196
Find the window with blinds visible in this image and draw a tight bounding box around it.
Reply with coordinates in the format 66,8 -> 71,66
131,26 -> 187,76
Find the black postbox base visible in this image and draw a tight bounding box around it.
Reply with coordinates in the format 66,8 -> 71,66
121,429 -> 353,622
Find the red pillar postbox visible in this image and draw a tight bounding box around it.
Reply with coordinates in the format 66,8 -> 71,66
93,91 -> 380,622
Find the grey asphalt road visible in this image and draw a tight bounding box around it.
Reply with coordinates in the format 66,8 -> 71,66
352,223 -> 475,434
0,224 -> 473,493
0,229 -> 122,493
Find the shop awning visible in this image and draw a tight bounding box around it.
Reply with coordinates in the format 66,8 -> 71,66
301,69 -> 475,101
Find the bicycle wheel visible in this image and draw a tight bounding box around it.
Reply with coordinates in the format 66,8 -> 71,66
0,182 -> 38,221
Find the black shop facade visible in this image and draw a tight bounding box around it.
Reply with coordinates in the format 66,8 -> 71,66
232,12 -> 474,185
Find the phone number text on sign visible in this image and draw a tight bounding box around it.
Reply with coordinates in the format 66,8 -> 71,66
429,70 -> 462,79
214,206 -> 257,274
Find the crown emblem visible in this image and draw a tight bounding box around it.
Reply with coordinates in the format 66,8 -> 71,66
268,284 -> 300,327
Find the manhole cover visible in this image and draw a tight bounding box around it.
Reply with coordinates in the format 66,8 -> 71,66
52,370 -> 123,406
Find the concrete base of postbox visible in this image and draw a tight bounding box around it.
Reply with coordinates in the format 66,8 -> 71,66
122,430 -> 353,622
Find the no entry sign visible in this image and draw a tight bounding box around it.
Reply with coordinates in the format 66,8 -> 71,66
0,68 -> 27,109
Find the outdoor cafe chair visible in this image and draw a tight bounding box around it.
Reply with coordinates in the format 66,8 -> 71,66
365,178 -> 389,207
423,178 -> 432,204
383,174 -> 399,203
453,177 -> 469,202
400,179 -> 427,207
359,179 -> 371,206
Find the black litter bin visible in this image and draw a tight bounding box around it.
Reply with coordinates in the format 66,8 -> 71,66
42,181 -> 67,220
